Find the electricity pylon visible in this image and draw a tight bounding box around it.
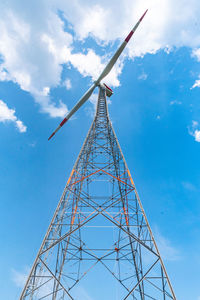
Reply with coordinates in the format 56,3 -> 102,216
20,86 -> 176,299
20,10 -> 176,299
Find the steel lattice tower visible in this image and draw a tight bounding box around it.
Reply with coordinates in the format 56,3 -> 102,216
20,86 -> 176,300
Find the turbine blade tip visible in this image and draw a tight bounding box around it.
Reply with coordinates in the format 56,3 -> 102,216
140,9 -> 148,22
125,9 -> 148,43
48,132 -> 55,141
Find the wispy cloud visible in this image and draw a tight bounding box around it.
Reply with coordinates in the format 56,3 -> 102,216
63,78 -> 72,90
188,121 -> 200,142
170,100 -> 182,105
154,226 -> 180,261
12,267 -> 54,298
182,181 -> 196,191
0,99 -> 27,132
85,92 -> 98,118
193,130 -> 200,142
138,72 -> 148,80
29,141 -> 37,147
190,77 -> 200,89
12,267 -> 29,288
12,267 -> 94,299
73,286 -> 94,300
191,49 -> 200,88
192,48 -> 200,62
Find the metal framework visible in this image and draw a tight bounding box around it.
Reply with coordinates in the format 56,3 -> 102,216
20,86 -> 176,300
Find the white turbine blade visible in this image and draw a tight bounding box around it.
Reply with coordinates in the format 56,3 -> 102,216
48,83 -> 96,140
96,9 -> 148,83
48,9 -> 148,141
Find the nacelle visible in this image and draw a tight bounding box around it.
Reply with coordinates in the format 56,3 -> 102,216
103,83 -> 113,97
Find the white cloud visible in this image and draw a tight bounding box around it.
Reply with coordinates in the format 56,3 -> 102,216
170,100 -> 182,105
12,267 -> 94,300
0,99 -> 27,132
0,100 -> 16,122
138,72 -> 148,80
63,78 -> 72,90
189,120 -> 200,142
59,0 -> 200,53
16,120 -> 27,133
29,141 -> 36,147
73,286 -> 94,300
193,130 -> 200,142
67,49 -> 123,87
42,87 -> 50,96
182,181 -> 196,191
35,96 -> 68,118
89,93 -> 98,108
192,120 -> 198,127
85,93 -> 98,118
12,267 -> 53,297
192,48 -> 200,62
0,2 -> 71,118
1,0 -> 200,118
12,267 -> 29,288
154,227 -> 180,261
191,78 -> 200,89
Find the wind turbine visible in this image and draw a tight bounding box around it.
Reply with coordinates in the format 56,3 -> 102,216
20,9 -> 177,300
48,9 -> 148,141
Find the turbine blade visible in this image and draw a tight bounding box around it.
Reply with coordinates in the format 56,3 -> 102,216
48,10 -> 148,141
48,83 -> 96,140
96,9 -> 148,83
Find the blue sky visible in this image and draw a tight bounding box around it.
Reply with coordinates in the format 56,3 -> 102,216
0,0 -> 200,299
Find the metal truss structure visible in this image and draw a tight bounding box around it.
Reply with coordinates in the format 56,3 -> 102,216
20,86 -> 176,300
